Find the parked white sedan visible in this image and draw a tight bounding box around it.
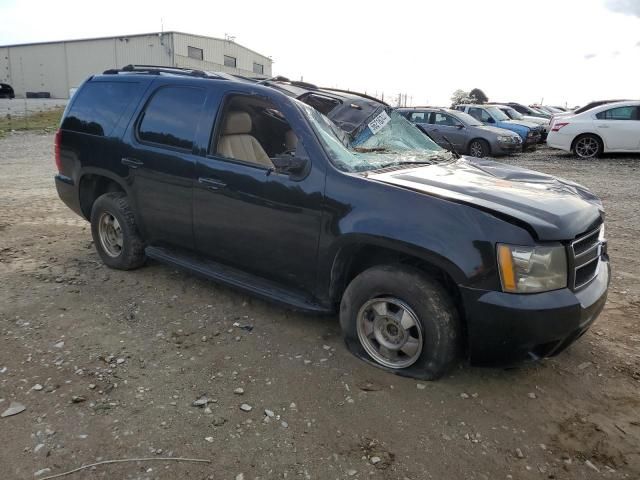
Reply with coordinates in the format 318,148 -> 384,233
547,100 -> 640,158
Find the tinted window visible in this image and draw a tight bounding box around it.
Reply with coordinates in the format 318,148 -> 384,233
596,106 -> 636,120
224,55 -> 237,68
433,113 -> 461,126
253,62 -> 264,74
409,112 -> 428,123
138,87 -> 206,150
62,81 -> 141,136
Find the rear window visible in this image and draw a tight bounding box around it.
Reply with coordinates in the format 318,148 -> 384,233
137,86 -> 206,151
62,81 -> 141,136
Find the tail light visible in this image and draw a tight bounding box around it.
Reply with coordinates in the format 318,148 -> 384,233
54,129 -> 62,172
551,122 -> 569,132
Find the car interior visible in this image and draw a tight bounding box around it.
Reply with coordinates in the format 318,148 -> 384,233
212,95 -> 299,168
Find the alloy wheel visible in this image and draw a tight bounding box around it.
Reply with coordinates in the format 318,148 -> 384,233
98,212 -> 123,257
469,141 -> 484,157
575,136 -> 599,158
356,297 -> 423,369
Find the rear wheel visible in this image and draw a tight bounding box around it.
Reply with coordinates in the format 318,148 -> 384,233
90,192 -> 145,270
468,139 -> 489,158
340,265 -> 461,380
573,134 -> 602,159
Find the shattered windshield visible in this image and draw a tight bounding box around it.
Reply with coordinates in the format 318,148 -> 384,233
296,100 -> 451,173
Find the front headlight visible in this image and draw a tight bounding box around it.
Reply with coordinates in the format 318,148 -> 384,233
497,244 -> 567,293
498,135 -> 514,143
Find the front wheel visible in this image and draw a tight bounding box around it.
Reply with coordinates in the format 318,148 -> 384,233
468,139 -> 489,158
339,265 -> 461,380
573,134 -> 602,159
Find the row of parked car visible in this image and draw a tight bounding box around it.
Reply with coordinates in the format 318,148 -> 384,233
400,99 -> 640,159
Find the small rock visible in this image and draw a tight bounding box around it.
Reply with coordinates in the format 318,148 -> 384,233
264,409 -> 275,418
32,384 -> 43,391
527,392 -> 537,399
116,358 -> 125,365
233,388 -> 244,395
416,383 -> 426,390
1,401 -> 26,417
193,396 -> 210,407
71,396 -> 86,403
54,341 -> 65,349
240,404 -> 252,412
460,393 -> 470,399
235,474 -> 244,480
347,469 -> 357,476
88,384 -> 96,390
370,456 -> 381,465
281,421 -> 288,428
33,444 -> 45,453
205,436 -> 214,443
585,460 -> 600,472
578,361 -> 592,370
322,345 -> 331,350
34,468 -> 52,477
515,448 -> 525,459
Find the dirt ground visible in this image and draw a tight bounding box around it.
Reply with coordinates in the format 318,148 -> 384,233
1,132 -> 639,480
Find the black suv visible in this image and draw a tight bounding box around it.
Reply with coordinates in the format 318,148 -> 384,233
55,65 -> 609,379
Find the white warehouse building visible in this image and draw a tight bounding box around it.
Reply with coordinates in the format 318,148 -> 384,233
0,31 -> 273,98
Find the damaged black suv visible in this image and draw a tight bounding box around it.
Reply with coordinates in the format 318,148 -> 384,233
55,66 -> 609,379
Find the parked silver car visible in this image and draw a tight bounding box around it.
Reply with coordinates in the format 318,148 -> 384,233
398,107 -> 522,157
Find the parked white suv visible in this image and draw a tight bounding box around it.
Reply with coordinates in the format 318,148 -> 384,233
547,101 -> 640,158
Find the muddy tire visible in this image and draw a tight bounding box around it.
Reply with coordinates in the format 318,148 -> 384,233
90,192 -> 145,270
339,265 -> 461,380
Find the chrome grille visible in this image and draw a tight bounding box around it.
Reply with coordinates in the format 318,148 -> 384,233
571,226 -> 603,289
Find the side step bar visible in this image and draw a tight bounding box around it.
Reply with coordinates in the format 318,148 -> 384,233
145,246 -> 332,314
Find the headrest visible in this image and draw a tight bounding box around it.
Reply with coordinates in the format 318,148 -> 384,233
223,111 -> 252,135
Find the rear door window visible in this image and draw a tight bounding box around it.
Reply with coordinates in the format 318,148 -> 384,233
137,86 -> 207,150
595,106 -> 636,120
433,113 -> 461,126
408,111 -> 428,123
62,81 -> 141,136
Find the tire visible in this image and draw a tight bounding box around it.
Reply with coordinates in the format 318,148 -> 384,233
90,192 -> 145,270
573,134 -> 602,159
468,139 -> 489,158
339,265 -> 461,380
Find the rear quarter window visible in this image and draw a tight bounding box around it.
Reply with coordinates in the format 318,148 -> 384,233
62,81 -> 141,136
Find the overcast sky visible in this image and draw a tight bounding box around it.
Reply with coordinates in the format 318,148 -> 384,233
1,0 -> 638,107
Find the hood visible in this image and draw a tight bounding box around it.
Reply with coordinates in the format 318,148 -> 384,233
522,115 -> 549,125
502,119 -> 541,129
477,125 -> 520,137
369,157 -> 603,240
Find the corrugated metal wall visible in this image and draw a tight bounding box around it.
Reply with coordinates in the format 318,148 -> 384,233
0,32 -> 272,98
171,33 -> 272,77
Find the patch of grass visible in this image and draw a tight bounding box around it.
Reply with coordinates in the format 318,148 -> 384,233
0,107 -> 64,138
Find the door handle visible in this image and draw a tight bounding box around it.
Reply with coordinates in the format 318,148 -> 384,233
596,125 -> 609,129
198,177 -> 227,190
121,157 -> 144,168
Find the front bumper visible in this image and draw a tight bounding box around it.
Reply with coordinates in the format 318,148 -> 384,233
460,257 -> 609,366
494,141 -> 522,155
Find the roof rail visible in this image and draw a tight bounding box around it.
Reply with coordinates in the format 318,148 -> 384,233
103,64 -> 220,78
319,87 -> 389,106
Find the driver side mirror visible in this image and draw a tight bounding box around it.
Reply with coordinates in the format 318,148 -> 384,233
486,117 -> 495,124
271,153 -> 311,180
456,124 -> 464,129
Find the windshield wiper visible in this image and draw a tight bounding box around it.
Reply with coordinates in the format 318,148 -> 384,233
441,136 -> 461,159
377,160 -> 435,169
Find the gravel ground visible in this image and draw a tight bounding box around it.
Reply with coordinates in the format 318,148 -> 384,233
0,134 -> 639,480
0,99 -> 68,119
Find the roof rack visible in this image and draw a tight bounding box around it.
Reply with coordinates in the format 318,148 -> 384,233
103,64 -> 220,78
